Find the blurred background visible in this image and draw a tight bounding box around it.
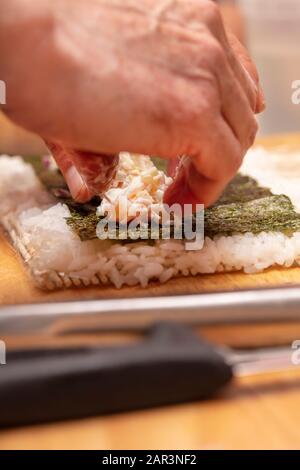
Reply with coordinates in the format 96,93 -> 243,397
240,0 -> 300,136
0,0 -> 300,155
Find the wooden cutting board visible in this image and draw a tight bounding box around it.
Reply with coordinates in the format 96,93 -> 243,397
1,133 -> 300,306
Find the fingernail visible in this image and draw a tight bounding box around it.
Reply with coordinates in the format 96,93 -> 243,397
65,165 -> 92,203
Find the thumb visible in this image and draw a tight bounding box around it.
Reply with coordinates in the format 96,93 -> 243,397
45,141 -> 118,203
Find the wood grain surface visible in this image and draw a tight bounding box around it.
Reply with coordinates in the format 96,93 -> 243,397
1,369 -> 300,450
1,134 -> 300,449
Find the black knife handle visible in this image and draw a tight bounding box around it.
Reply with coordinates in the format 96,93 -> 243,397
0,323 -> 233,428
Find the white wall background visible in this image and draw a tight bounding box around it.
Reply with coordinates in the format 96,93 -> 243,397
239,0 -> 300,135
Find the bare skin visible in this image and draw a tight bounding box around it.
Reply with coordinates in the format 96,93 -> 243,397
0,0 -> 264,206
219,0 -> 246,44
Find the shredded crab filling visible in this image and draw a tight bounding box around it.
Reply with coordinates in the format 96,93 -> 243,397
97,153 -> 173,223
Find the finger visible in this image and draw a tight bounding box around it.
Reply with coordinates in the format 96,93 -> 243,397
193,37 -> 258,153
167,156 -> 181,178
191,116 -> 243,182
226,32 -> 265,113
213,43 -> 259,151
46,141 -> 91,202
164,116 -> 243,208
197,2 -> 263,113
46,141 -> 118,203
147,0 -> 261,113
164,159 -> 224,209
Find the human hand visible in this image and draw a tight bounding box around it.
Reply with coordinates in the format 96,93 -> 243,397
1,0 -> 264,205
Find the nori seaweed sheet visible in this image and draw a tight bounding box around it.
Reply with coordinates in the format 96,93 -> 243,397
213,174 -> 272,206
205,195 -> 300,238
151,157 -> 168,173
26,155 -> 300,242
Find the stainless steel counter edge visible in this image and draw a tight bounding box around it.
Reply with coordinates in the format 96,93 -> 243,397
0,286 -> 300,335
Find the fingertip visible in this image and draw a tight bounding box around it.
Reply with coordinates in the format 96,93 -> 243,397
163,163 -> 218,210
164,180 -> 201,211
65,165 -> 93,203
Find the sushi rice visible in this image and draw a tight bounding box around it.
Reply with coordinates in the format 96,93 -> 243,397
1,149 -> 300,290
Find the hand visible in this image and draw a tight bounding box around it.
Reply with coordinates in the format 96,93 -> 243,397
0,0 -> 264,206
45,142 -> 119,202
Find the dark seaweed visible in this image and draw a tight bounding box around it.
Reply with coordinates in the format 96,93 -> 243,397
205,195 -> 300,238
213,174 -> 272,206
151,157 -> 168,173
26,155 -> 300,242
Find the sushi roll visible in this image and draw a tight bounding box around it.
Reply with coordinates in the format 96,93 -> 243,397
1,148 -> 300,289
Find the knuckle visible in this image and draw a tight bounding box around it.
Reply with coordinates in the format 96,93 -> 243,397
231,148 -> 244,173
186,92 -> 216,122
250,118 -> 259,141
202,0 -> 222,29
221,144 -> 244,179
245,117 -> 258,149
